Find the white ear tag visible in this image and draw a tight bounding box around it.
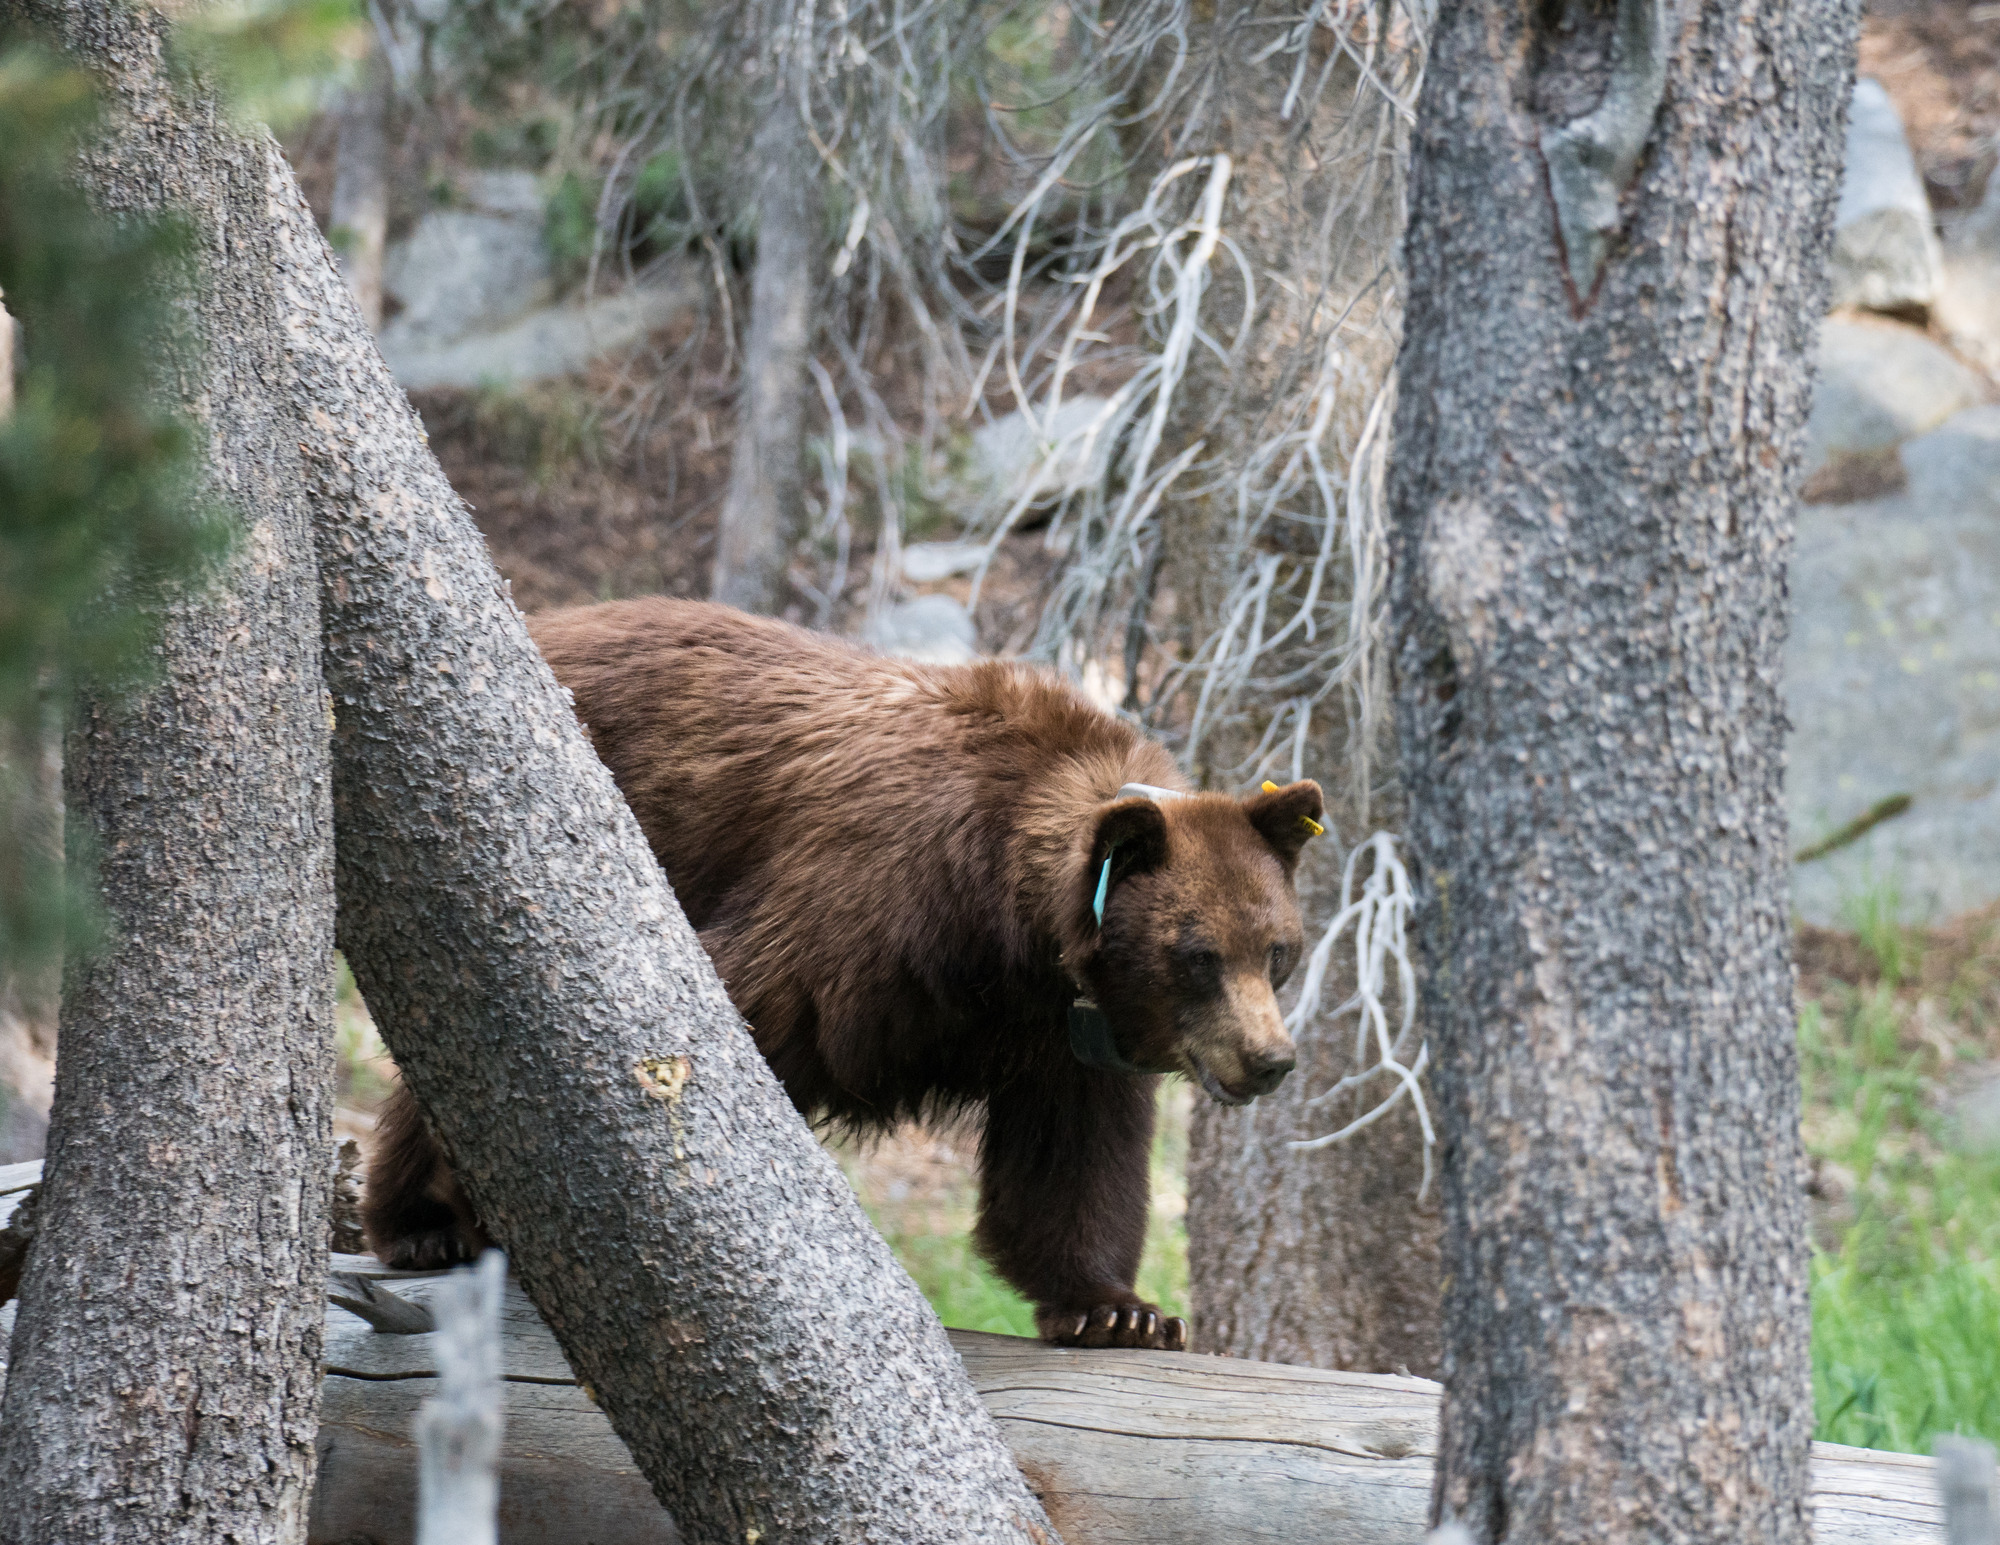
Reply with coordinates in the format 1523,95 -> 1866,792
1116,782 -> 1186,803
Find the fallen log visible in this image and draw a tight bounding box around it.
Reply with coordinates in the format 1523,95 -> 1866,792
0,1164 -> 1950,1543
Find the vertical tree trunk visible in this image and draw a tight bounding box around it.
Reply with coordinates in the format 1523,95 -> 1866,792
0,12 -> 335,1541
1388,2 -> 1858,1540
1150,5 -> 1441,1377
329,40 -> 390,333
1187,832 -> 1441,1372
710,17 -> 818,616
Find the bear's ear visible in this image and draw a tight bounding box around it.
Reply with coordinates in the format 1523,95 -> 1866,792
1084,796 -> 1169,924
1244,779 -> 1326,871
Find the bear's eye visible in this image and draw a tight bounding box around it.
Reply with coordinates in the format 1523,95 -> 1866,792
1269,943 -> 1294,988
1170,943 -> 1223,997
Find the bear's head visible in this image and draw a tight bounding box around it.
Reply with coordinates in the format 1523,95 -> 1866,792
1071,780 -> 1323,1105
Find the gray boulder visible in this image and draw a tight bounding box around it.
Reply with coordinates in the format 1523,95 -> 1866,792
381,196 -> 552,349
375,171 -> 699,390
1937,175 -> 2000,377
864,595 -> 978,663
459,168 -> 544,219
899,541 -> 989,583
969,395 -> 1115,513
1829,79 -> 1943,315
1787,404 -> 2000,924
378,268 -> 698,393
1804,317 -> 1985,479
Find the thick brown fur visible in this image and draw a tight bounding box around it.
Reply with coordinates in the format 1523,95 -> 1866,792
363,598 -> 1322,1349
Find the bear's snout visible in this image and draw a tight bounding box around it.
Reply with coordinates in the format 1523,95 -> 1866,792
1240,1046 -> 1296,1097
1178,976 -> 1298,1105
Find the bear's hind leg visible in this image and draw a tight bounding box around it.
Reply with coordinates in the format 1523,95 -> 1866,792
361,1083 -> 486,1269
974,1068 -> 1186,1351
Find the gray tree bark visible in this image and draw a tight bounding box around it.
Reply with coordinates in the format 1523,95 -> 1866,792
0,6 -> 337,1539
710,9 -> 818,616
1146,5 -> 1441,1377
329,38 -> 390,333
1387,1 -> 1860,1540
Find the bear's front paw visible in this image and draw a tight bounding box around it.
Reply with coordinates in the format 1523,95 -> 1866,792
1036,1300 -> 1189,1351
373,1227 -> 479,1271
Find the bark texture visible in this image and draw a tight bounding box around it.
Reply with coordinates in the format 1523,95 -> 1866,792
1388,2 -> 1860,1540
710,17 -> 817,616
0,7 -> 336,1539
1187,817 -> 1439,1376
1153,7 -> 1441,1376
16,4 -> 1057,1539
259,39 -> 1056,1545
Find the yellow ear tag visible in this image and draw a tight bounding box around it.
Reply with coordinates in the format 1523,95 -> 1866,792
1261,780 -> 1324,837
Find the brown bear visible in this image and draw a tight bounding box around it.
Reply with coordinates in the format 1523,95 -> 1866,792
364,598 -> 1323,1349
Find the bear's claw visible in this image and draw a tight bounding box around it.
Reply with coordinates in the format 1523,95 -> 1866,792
1038,1302 -> 1188,1351
375,1228 -> 479,1272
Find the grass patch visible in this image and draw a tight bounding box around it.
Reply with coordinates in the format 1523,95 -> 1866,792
1814,1253 -> 2000,1451
841,1083 -> 1191,1338
1801,889 -> 2000,1453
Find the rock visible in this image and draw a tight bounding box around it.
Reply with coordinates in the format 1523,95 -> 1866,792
1804,317 -> 1986,484
1787,405 -> 2000,924
1829,79 -> 1943,316
969,395 -> 1114,512
0,1009 -> 52,1166
460,168 -> 544,219
1937,176 -> 2000,377
374,169 -> 700,391
864,595 -> 978,664
378,267 -> 699,392
381,208 -> 552,348
900,541 -> 989,584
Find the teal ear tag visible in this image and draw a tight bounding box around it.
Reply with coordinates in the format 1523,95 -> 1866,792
1092,855 -> 1113,925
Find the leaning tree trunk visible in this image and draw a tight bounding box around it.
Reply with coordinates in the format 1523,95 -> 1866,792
0,9 -> 336,1538
277,31 -> 1051,1545
710,5 -> 818,617
1135,4 -> 1441,1376
1388,1 -> 1859,1540
299,224 -> 1051,1542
